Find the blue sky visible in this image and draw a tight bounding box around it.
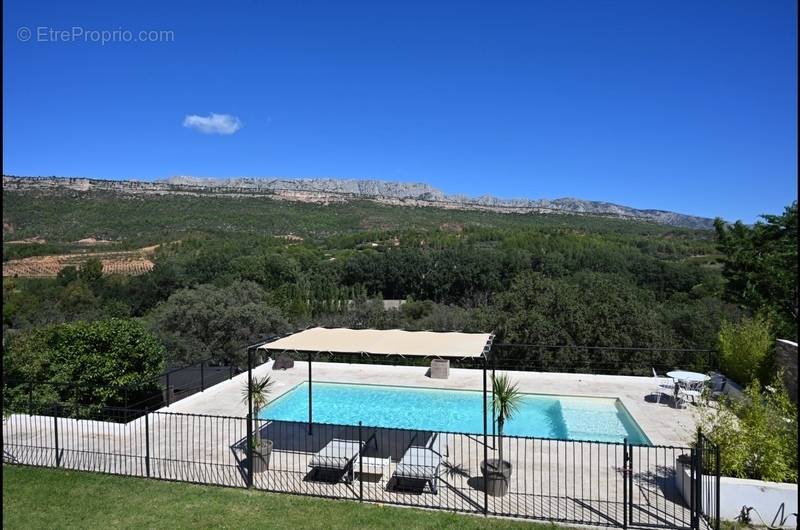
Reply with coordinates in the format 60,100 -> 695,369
3,1 -> 797,223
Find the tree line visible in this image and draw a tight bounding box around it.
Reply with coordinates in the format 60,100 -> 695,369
3,196 -> 796,410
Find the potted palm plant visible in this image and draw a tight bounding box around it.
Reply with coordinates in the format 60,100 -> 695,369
242,374 -> 274,473
481,372 -> 522,496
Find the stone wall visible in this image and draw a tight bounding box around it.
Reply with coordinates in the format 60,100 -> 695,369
775,339 -> 798,404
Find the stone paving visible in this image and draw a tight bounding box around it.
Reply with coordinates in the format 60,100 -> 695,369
3,360 -> 708,529
168,360 -> 701,446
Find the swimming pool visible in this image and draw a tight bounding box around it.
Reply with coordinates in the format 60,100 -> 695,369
259,382 -> 651,445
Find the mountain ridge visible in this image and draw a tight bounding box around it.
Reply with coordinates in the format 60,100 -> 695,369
2,175 -> 717,229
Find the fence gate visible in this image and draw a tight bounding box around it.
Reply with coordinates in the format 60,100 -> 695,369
626,443 -> 694,529
624,437 -> 719,530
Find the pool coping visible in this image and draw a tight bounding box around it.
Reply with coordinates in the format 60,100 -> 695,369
259,379 -> 653,446
165,360 -> 700,446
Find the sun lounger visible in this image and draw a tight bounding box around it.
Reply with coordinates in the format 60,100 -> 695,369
309,434 -> 376,484
392,432 -> 448,494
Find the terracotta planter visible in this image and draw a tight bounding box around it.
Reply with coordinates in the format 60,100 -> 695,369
481,458 -> 512,497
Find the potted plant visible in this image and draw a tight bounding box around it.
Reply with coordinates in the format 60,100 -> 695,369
242,374 -> 274,473
481,372 -> 522,496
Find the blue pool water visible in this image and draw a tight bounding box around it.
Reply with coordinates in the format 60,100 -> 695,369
259,382 -> 650,445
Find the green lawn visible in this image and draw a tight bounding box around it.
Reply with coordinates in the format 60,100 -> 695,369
3,466 -> 557,529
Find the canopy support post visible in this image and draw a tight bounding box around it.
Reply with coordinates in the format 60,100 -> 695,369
246,345 -> 254,488
482,355 -> 488,515
308,351 -> 313,435
491,351 -> 496,448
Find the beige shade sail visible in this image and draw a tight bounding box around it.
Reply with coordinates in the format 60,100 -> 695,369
258,327 -> 493,359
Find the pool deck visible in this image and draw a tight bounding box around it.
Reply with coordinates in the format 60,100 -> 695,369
4,361 -> 706,528
166,360 -> 700,446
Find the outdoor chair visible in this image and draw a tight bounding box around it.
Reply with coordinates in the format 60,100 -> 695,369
392,432 -> 448,494
708,375 -> 727,405
683,376 -> 710,405
651,368 -> 675,404
309,433 -> 377,484
675,387 -> 702,407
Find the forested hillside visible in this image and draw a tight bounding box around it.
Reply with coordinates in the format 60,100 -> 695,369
3,186 -> 734,365
3,189 -> 717,255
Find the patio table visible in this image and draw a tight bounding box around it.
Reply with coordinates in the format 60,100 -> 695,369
358,456 -> 391,481
666,371 -> 710,408
666,370 -> 710,388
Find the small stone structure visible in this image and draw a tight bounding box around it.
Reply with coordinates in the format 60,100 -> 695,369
272,353 -> 295,370
430,359 -> 450,379
775,339 -> 798,404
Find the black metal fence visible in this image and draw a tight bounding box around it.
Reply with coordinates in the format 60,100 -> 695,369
157,361 -> 241,408
3,404 -> 247,487
2,404 -> 719,530
696,431 -> 721,530
294,345 -> 718,377
490,344 -> 718,377
2,344 -> 717,417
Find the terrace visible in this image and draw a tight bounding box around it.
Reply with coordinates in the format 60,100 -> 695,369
166,361 -> 699,446
3,328 -> 718,529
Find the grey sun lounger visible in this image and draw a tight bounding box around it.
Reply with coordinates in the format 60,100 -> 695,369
392,432 -> 448,494
309,435 -> 376,484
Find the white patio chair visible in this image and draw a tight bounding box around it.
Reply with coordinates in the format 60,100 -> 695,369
651,368 -> 675,404
677,387 -> 703,406
687,378 -> 706,392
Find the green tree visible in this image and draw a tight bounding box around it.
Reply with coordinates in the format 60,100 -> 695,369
714,202 -> 798,340
4,318 -> 165,412
56,266 -> 79,286
147,281 -> 289,367
78,258 -> 104,283
718,316 -> 774,385
697,377 -> 797,483
57,280 -> 97,315
233,253 -> 299,289
495,271 -> 581,345
3,278 -> 65,330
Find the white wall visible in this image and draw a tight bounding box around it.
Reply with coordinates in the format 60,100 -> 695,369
676,461 -> 798,527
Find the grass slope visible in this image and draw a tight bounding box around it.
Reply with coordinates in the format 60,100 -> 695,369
2,466 -> 555,529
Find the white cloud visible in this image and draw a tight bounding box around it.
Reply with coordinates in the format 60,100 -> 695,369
182,113 -> 242,135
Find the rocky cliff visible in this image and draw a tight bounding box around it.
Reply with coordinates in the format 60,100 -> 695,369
3,175 -> 717,229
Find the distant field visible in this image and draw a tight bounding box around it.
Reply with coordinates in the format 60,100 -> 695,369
2,245 -> 157,277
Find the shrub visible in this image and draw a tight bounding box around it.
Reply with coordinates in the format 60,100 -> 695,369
78,258 -> 104,283
718,316 -> 773,385
697,376 -> 797,483
4,318 -> 165,412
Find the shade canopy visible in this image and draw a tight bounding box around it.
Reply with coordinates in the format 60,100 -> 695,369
258,327 -> 493,359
